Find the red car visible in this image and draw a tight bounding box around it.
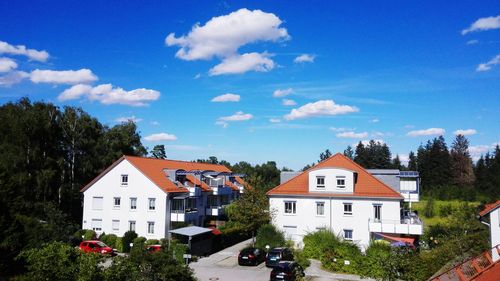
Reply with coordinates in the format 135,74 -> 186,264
79,240 -> 115,256
146,244 -> 162,253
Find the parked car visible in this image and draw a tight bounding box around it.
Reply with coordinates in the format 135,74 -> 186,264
270,261 -> 305,281
79,240 -> 115,256
265,247 -> 294,267
146,244 -> 162,253
238,247 -> 265,266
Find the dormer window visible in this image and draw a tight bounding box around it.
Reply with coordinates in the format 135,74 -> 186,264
121,174 -> 128,186
336,176 -> 345,189
316,176 -> 325,188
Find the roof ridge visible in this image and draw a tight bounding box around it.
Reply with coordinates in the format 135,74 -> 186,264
123,155 -> 229,169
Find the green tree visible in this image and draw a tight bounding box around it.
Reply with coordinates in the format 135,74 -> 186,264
408,151 -> 417,171
343,145 -> 354,159
225,187 -> 270,233
150,144 -> 167,159
450,134 -> 475,186
255,224 -> 286,250
319,149 -> 332,162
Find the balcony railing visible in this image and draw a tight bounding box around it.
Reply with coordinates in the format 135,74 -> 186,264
206,205 -> 224,216
368,218 -> 423,235
170,209 -> 198,222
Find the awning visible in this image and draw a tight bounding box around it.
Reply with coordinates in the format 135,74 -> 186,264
169,226 -> 213,237
375,233 -> 415,245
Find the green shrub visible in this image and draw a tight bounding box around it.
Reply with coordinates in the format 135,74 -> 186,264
293,248 -> 311,269
115,237 -> 123,252
133,236 -> 147,245
100,234 -> 118,248
219,222 -> 251,249
302,229 -> 340,259
122,231 -> 138,253
255,224 -> 286,250
424,197 -> 435,218
146,239 -> 160,245
359,242 -> 393,279
103,256 -> 139,281
321,241 -> 362,275
439,204 -> 453,217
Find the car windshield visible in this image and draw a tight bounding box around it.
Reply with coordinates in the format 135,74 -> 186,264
96,241 -> 106,247
241,248 -> 256,255
276,263 -> 293,272
268,252 -> 280,258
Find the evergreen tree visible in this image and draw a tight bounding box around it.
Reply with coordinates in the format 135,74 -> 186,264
450,135 -> 475,186
354,142 -> 369,168
417,136 -> 452,190
408,151 -> 417,171
343,145 -> 354,159
392,155 -> 403,170
150,145 -> 167,159
319,149 -> 332,162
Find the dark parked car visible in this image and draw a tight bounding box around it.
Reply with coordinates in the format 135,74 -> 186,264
79,240 -> 115,256
238,247 -> 265,266
270,261 -> 305,281
265,247 -> 294,267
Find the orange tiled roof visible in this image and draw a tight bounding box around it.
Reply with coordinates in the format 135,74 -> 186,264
81,155 -> 241,194
185,174 -> 211,192
479,199 -> 500,217
267,153 -> 402,199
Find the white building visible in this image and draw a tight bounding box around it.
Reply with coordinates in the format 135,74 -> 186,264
479,200 -> 500,262
81,156 -> 246,240
268,153 -> 423,250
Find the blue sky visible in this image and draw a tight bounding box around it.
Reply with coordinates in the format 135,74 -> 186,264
1,1 -> 499,170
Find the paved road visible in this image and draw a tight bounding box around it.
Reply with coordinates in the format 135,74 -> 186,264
190,238 -> 273,281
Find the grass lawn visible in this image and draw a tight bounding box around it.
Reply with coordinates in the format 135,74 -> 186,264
411,200 -> 480,229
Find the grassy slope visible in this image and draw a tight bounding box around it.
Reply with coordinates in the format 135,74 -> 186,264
412,200 -> 480,228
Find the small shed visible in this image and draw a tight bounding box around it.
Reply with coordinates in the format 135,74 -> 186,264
169,226 -> 214,256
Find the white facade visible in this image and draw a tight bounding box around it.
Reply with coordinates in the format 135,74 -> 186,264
489,208 -> 500,262
270,196 -> 402,249
82,160 -> 168,240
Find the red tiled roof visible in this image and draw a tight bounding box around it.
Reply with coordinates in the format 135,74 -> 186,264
185,174 -> 211,192
267,153 -> 402,199
81,155 -> 241,194
479,199 -> 500,217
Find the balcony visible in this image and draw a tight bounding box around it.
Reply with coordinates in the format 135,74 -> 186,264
368,217 -> 423,235
211,185 -> 233,196
402,192 -> 419,202
188,186 -> 201,197
170,209 -> 198,222
206,206 -> 224,216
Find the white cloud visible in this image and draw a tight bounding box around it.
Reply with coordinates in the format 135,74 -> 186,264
329,127 -> 354,132
454,129 -> 477,136
0,71 -> 29,87
284,100 -> 359,120
282,99 -> 297,106
336,131 -> 369,138
30,69 -> 98,84
476,54 -> 500,72
269,118 -> 281,123
215,120 -> 229,128
407,128 -> 445,137
355,139 -> 386,147
165,8 -> 289,60
58,83 -> 160,106
209,52 -> 275,75
194,73 -> 201,79
219,111 -> 253,121
466,39 -> 479,45
294,54 -> 315,63
0,41 -> 49,62
211,93 -> 241,102
144,133 -> 177,142
369,118 -> 379,123
273,88 -> 293,98
0,57 -> 17,72
372,131 -> 385,137
150,121 -> 160,126
115,115 -> 143,123
462,15 -> 500,35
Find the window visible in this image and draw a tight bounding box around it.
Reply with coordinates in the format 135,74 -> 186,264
316,176 -> 325,188
112,220 -> 120,231
91,219 -> 102,231
343,203 -> 352,215
113,197 -> 121,208
147,221 -> 155,234
207,195 -> 218,207
336,176 -> 346,188
129,221 -> 136,232
316,202 -> 325,216
283,225 -> 297,240
92,197 -> 103,210
130,197 -> 137,210
121,174 -> 128,185
343,229 -> 353,240
374,204 -> 382,221
148,198 -> 156,210
284,201 -> 296,214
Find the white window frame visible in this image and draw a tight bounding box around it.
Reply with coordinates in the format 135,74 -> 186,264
344,229 -> 353,241
316,176 -> 325,189
129,220 -> 136,232
130,197 -> 137,210
91,219 -> 102,231
92,196 -> 103,210
121,174 -> 128,186
343,203 -> 353,216
113,197 -> 121,209
336,176 -> 346,189
284,201 -> 296,215
316,201 -> 325,216
147,221 -> 155,234
148,198 -> 156,211
112,219 -> 120,232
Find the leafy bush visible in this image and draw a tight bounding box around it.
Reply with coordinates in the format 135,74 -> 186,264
82,229 -> 96,240
302,229 -> 340,259
115,237 -> 123,252
321,241 -> 362,274
219,222 -> 251,249
133,236 -> 147,245
146,239 -> 160,245
439,204 -> 454,217
292,248 -> 311,269
255,224 -> 286,250
100,234 -> 118,248
122,230 -> 138,253
103,256 -> 139,281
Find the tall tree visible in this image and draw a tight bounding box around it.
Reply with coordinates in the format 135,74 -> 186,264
150,145 -> 167,159
450,134 -> 475,186
319,149 -> 332,162
417,136 -> 452,189
354,142 -> 369,168
408,151 -> 417,171
343,146 -> 354,159
392,155 -> 403,170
